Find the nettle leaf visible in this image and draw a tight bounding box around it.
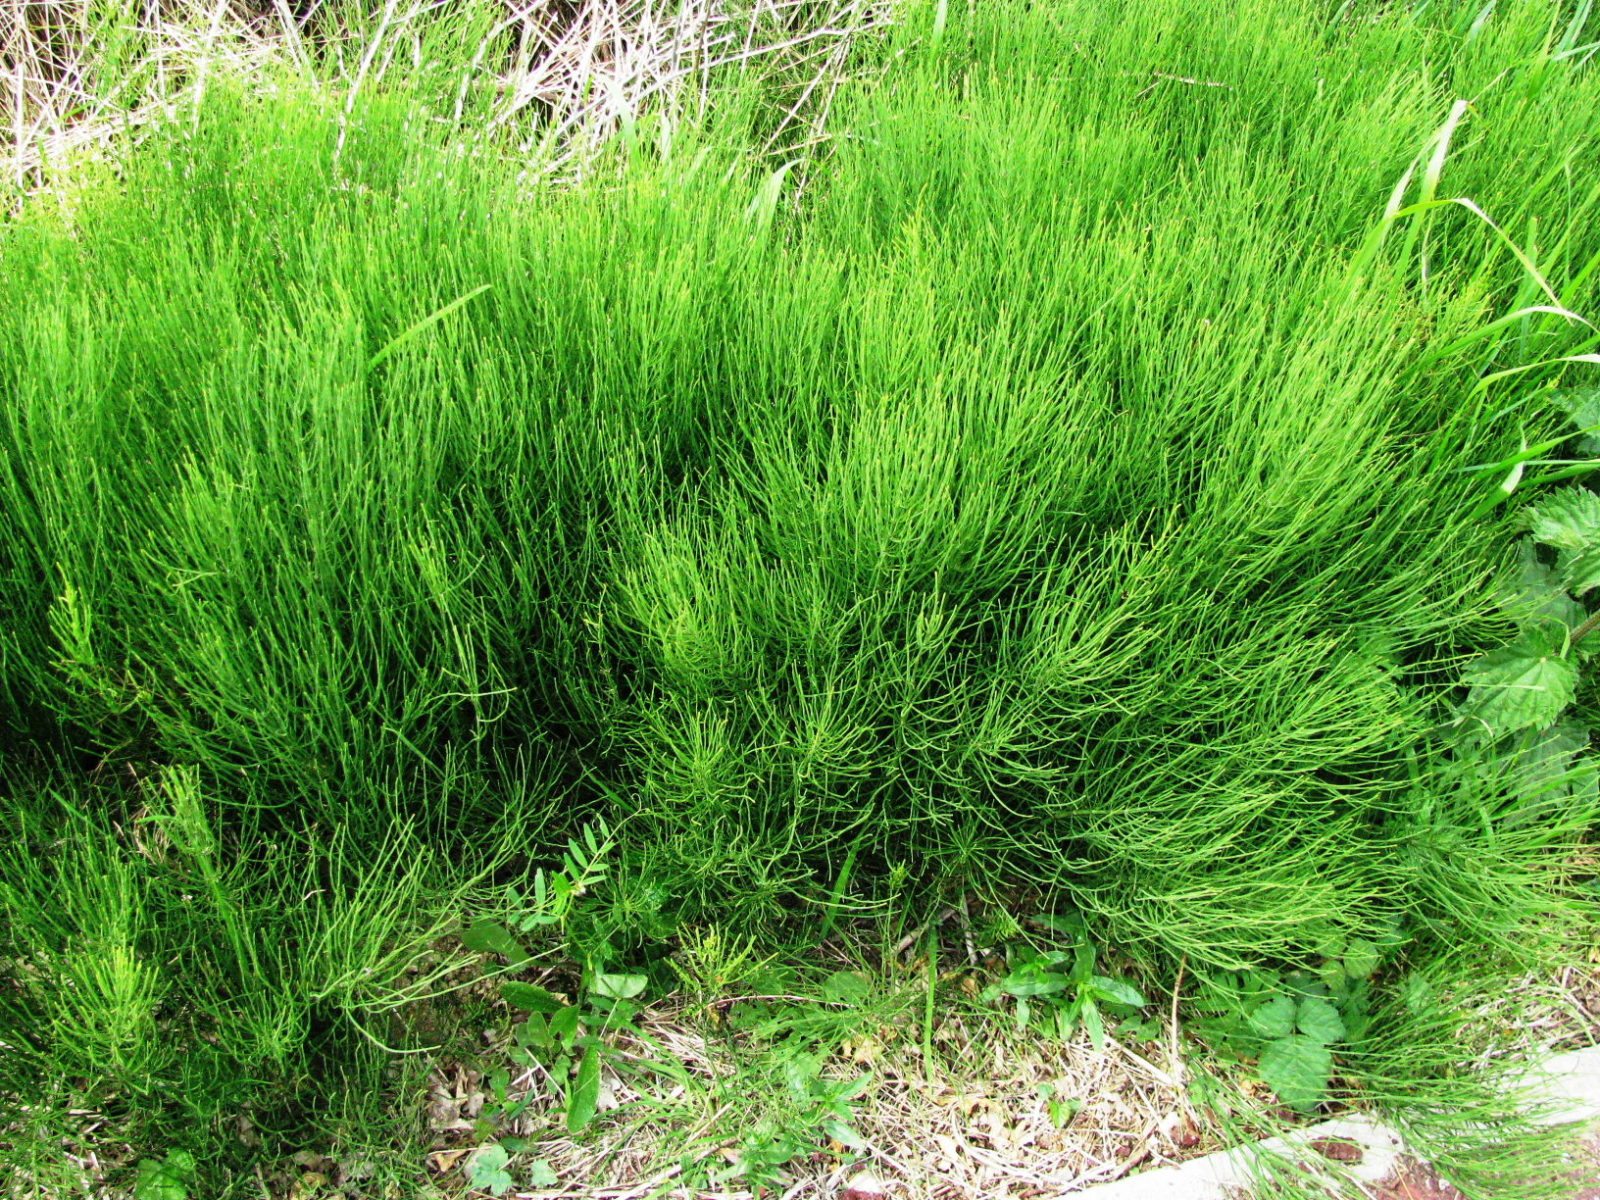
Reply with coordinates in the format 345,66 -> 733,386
1258,1035 -> 1333,1113
1506,541 -> 1587,630
1525,488 -> 1600,552
1462,629 -> 1577,737
1246,996 -> 1297,1039
1562,547 -> 1600,596
1295,996 -> 1346,1044
1556,385 -> 1600,455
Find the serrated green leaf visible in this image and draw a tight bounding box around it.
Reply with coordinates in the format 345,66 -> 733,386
567,1046 -> 602,1133
1525,488 -> 1600,552
1505,540 -> 1587,630
1342,938 -> 1381,981
1295,996 -> 1346,1044
528,1159 -> 559,1186
467,1144 -> 514,1197
1318,959 -> 1348,993
1556,385 -> 1600,455
1258,1035 -> 1333,1113
134,1159 -> 191,1200
502,982 -> 566,1013
1246,996 -> 1297,1039
1462,632 -> 1577,736
1563,548 -> 1600,596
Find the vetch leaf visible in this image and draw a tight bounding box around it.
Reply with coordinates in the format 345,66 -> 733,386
1295,997 -> 1346,1044
1258,1035 -> 1333,1113
1462,630 -> 1577,736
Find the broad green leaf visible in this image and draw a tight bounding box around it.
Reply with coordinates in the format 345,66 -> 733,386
1246,996 -> 1297,1039
591,972 -> 647,1001
1341,938 -> 1381,981
1525,488 -> 1600,552
821,970 -> 872,1004
550,1005 -> 581,1042
467,1144 -> 515,1197
1089,976 -> 1147,1007
567,1046 -> 601,1133
1506,721 -> 1591,804
1462,631 -> 1577,736
502,982 -> 566,1013
1258,1035 -> 1333,1113
1082,998 -> 1106,1051
1318,960 -> 1348,993
134,1158 -> 192,1200
1003,968 -> 1070,998
460,918 -> 530,966
1295,996 -> 1346,1044
1033,912 -> 1088,940
821,1119 -> 870,1151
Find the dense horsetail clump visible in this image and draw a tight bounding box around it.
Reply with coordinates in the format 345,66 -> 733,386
3,0 -> 1600,1195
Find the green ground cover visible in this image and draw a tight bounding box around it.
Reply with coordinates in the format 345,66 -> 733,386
5,1 -> 1600,1195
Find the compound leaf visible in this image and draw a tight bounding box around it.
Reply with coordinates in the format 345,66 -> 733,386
1295,996 -> 1346,1044
1258,1035 -> 1333,1113
1246,996 -> 1297,1039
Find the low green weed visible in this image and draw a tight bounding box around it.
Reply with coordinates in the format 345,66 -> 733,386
979,914 -> 1149,1051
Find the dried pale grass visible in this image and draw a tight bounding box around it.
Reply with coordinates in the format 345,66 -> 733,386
418,994 -> 1207,1200
2,0 -> 895,194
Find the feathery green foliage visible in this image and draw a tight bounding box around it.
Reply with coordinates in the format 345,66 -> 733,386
5,0 -> 1600,1194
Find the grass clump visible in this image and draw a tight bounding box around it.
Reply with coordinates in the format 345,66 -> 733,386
4,0 -> 1600,1195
